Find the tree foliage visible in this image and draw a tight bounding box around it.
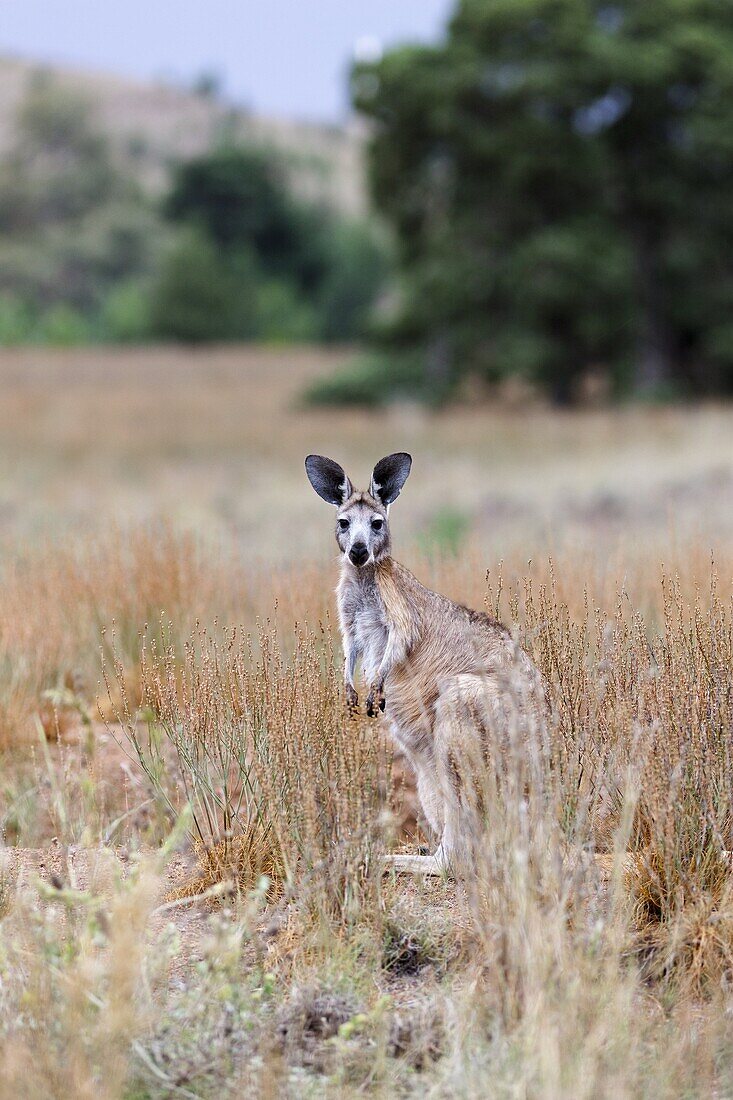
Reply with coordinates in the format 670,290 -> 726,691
0,80 -> 386,347
153,145 -> 386,344
166,148 -> 305,275
349,0 -> 733,402
150,228 -> 258,343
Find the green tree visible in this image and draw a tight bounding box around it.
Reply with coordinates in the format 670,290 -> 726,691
350,0 -> 733,402
316,221 -> 389,342
163,145 -> 387,343
165,147 -> 312,283
150,228 -> 257,343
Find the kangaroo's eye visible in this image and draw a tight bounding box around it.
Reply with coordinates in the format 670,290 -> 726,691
338,518 -> 349,530
371,518 -> 384,531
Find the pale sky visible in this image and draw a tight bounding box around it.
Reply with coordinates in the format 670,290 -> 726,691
0,0 -> 453,122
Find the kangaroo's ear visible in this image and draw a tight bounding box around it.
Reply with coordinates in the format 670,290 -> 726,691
305,455 -> 352,505
370,452 -> 412,505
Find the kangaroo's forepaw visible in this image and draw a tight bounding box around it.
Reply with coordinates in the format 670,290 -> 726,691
345,683 -> 359,716
365,685 -> 385,717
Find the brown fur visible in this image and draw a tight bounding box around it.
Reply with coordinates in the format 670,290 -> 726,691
350,553 -> 544,874
307,452 -> 545,875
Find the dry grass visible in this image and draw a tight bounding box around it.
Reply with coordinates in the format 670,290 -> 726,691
110,619 -> 385,924
1,346 -> 733,560
1,348 -> 733,1094
1,525 -> 732,1094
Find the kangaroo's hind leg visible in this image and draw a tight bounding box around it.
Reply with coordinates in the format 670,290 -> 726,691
382,670 -> 499,880
381,792 -> 460,877
383,732 -> 454,877
431,674 -> 494,871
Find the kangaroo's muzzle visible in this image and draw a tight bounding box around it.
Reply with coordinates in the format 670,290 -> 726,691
349,542 -> 369,567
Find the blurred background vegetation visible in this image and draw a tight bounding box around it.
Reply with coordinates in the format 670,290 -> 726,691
3,0 -> 733,406
337,0 -> 733,406
0,68 -> 387,349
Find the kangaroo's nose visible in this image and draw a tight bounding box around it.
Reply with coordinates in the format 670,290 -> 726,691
349,542 -> 369,566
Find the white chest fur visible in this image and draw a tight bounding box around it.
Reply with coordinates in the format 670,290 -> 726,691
352,603 -> 388,682
338,570 -> 389,684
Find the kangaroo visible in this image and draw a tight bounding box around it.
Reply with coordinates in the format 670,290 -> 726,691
305,452 -> 545,875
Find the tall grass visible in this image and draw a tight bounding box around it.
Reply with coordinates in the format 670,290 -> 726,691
1,528 -> 733,1095
109,619 -> 385,925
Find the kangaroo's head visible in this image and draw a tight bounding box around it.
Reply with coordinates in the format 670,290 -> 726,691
305,453 -> 412,568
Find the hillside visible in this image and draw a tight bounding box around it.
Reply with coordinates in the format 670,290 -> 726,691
0,54 -> 367,217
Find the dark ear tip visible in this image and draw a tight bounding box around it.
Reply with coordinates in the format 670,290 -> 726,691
388,452 -> 412,473
305,454 -> 349,505
305,454 -> 327,477
376,451 -> 412,467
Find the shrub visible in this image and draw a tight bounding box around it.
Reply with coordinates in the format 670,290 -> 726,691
255,278 -> 318,342
0,295 -> 34,345
304,349 -> 438,407
99,280 -> 152,342
37,303 -> 90,346
149,228 -> 257,342
163,145 -> 388,345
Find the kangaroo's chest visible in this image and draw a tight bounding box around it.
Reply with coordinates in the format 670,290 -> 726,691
340,579 -> 389,683
354,604 -> 389,682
